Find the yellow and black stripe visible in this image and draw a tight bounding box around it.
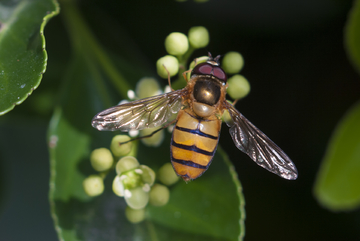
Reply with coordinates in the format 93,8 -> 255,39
171,109 -> 221,181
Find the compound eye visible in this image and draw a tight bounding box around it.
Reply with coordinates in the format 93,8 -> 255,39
192,63 -> 213,76
213,66 -> 227,82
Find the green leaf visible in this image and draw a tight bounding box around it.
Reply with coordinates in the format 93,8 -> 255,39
0,0 -> 59,115
345,0 -> 360,74
314,101 -> 360,211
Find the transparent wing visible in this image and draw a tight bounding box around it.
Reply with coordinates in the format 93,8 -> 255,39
92,89 -> 185,131
224,102 -> 298,180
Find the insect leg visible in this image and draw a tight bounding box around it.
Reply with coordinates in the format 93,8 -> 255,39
232,98 -> 239,106
162,64 -> 174,91
119,119 -> 177,145
182,69 -> 192,82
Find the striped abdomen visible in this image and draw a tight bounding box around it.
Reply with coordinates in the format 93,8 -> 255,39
170,109 -> 221,181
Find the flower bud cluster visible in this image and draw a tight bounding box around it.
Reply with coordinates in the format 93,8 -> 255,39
157,26 -> 210,79
83,135 -> 134,198
221,51 -> 251,100
114,160 -> 180,224
83,134 -> 181,224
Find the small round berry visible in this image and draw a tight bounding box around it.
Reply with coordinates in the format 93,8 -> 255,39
149,184 -> 170,207
124,186 -> 150,209
110,135 -> 132,157
125,206 -> 146,224
227,74 -> 251,99
83,175 -> 104,197
136,77 -> 162,99
188,26 -> 209,49
139,165 -> 156,186
158,163 -> 179,186
90,148 -> 113,172
116,156 -> 140,175
165,32 -> 189,56
112,175 -> 125,197
140,127 -> 164,147
156,55 -> 179,79
222,51 -> 244,74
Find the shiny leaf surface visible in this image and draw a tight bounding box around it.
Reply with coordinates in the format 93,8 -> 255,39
0,0 -> 59,115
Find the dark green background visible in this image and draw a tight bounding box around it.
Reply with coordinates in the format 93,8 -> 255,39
1,0 -> 360,240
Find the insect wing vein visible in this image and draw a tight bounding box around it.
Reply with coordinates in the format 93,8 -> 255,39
225,102 -> 298,180
92,89 -> 185,131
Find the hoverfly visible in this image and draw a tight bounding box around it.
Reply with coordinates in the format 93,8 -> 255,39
92,53 -> 298,181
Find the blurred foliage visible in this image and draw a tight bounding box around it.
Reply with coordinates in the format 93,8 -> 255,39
313,0 -> 360,212
314,102 -> 360,211
345,0 -> 360,75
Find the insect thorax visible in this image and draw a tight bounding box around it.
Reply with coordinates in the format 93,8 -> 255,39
193,77 -> 221,106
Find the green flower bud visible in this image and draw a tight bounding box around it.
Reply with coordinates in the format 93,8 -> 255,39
188,26 -> 209,49
139,165 -> 156,186
222,51 -> 244,74
165,32 -> 189,56
140,127 -> 164,147
189,56 -> 208,70
149,184 -> 170,206
125,206 -> 146,224
222,109 -> 232,124
112,175 -> 125,197
187,56 -> 209,80
136,77 -> 162,99
90,148 -> 113,172
110,135 -> 132,157
156,55 -> 179,79
227,74 -> 251,99
158,163 -> 179,186
116,156 -> 140,174
83,175 -> 104,197
124,186 -> 150,209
